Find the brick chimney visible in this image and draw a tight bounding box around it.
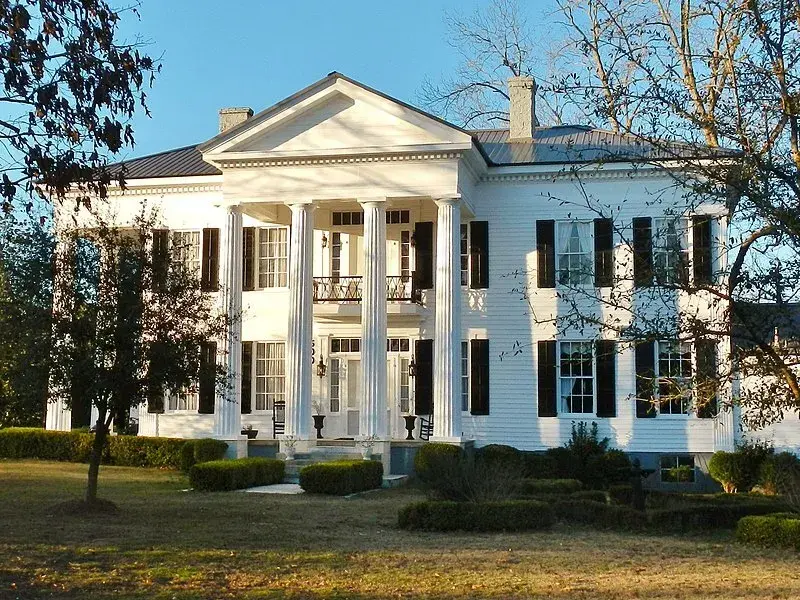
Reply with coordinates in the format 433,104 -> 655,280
508,77 -> 538,142
218,107 -> 253,134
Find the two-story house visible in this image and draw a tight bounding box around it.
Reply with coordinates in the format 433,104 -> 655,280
46,72 -> 773,482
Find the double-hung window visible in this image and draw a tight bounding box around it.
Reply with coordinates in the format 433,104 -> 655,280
399,357 -> 411,413
168,388 -> 198,412
653,217 -> 689,284
559,341 -> 594,413
461,341 -> 469,411
557,222 -> 592,285
660,455 -> 695,483
257,228 -> 288,288
254,342 -> 285,411
460,224 -> 469,286
657,341 -> 692,415
172,230 -> 201,277
329,358 -> 341,412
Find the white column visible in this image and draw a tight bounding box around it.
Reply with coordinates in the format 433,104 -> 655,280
46,233 -> 73,431
359,199 -> 388,439
432,197 -> 462,441
214,205 -> 244,450
285,202 -> 315,442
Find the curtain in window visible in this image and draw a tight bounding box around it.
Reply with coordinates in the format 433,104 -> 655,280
558,222 -> 591,285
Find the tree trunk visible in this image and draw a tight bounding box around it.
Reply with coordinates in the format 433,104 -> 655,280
85,413 -> 109,504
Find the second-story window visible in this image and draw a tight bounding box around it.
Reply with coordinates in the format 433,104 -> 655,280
460,224 -> 469,286
401,231 -> 411,280
258,228 -> 288,288
557,222 -> 592,285
172,230 -> 201,277
653,217 -> 689,284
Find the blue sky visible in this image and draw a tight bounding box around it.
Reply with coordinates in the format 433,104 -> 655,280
117,0 -> 521,160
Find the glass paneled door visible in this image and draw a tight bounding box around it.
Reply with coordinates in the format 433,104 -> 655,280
346,359 -> 361,437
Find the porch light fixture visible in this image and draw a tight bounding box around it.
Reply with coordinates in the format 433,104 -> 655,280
321,233 -> 328,249
316,355 -> 327,378
408,355 -> 417,377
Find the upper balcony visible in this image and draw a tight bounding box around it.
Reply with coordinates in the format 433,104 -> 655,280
312,275 -> 421,304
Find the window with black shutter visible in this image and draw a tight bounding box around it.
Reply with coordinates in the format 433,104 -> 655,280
414,339 -> 434,415
594,218 -> 613,287
414,222 -> 434,290
635,341 -> 656,417
693,216 -> 713,285
595,340 -> 616,417
243,227 -> 255,291
537,220 -> 556,288
469,221 -> 489,289
201,228 -> 220,292
241,341 -> 253,414
197,341 -> 217,414
538,340 -> 557,416
633,218 -> 653,287
152,229 -> 169,291
470,339 -> 490,415
696,340 -> 718,418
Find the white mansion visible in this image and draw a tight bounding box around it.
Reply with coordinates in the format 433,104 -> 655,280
45,72 -> 798,480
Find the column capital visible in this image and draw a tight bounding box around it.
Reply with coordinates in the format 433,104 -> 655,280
434,195 -> 461,207
357,197 -> 387,208
284,199 -> 315,210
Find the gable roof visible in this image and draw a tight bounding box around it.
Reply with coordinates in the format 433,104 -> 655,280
107,72 -> 711,180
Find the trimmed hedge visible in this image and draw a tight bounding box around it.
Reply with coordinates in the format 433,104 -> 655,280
180,438 -> 229,472
518,478 -> 582,496
189,457 -> 284,491
736,513 -> 800,550
648,502 -> 789,532
609,485 -> 634,506
299,460 -> 384,495
521,452 -> 557,479
759,452 -> 800,495
414,442 -> 463,483
554,499 -> 647,531
0,427 -> 194,469
398,500 -> 555,532
570,490 -> 608,503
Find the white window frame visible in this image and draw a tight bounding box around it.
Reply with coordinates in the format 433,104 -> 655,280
256,227 -> 288,289
653,217 -> 690,285
399,357 -> 411,414
460,223 -> 469,287
253,341 -> 286,412
660,455 -> 696,483
655,340 -> 693,417
167,388 -> 198,413
558,340 -> 595,415
461,341 -> 470,412
329,357 -> 341,413
556,221 -> 593,286
171,230 -> 201,278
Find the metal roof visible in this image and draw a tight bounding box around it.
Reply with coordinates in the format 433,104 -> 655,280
110,144 -> 221,180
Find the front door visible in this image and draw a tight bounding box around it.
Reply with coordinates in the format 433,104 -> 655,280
346,358 -> 361,437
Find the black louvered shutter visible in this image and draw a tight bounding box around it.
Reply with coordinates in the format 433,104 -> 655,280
414,222 -> 434,290
147,386 -> 164,414
470,339 -> 490,415
538,340 -> 557,416
469,221 -> 489,289
197,341 -> 217,414
633,217 -> 653,287
241,341 -> 253,414
414,339 -> 434,415
696,340 -> 718,418
693,216 -> 713,285
537,220 -> 556,288
152,229 -> 169,291
243,227 -> 255,291
596,340 -> 616,417
635,341 -> 656,417
201,228 -> 220,291
594,218 -> 613,287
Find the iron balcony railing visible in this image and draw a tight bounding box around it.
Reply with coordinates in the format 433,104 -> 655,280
313,274 -> 421,303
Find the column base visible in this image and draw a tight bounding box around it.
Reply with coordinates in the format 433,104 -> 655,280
218,435 -> 249,459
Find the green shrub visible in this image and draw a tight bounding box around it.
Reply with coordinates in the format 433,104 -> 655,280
476,444 -> 523,469
553,499 -> 647,530
518,478 -> 582,496
398,500 -> 555,532
106,435 -> 188,469
591,450 -> 632,488
180,438 -> 229,472
759,452 -> 800,495
710,442 -> 774,493
413,442 -> 463,483
736,513 -> 800,550
520,452 -> 557,479
570,490 -> 607,503
299,460 -> 383,495
648,501 -> 787,532
189,457 -> 284,491
609,485 -> 634,506
543,423 -> 630,489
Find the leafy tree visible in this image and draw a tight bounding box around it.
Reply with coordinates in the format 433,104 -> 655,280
426,0 -> 800,427
0,0 -> 158,212
49,205 -> 229,505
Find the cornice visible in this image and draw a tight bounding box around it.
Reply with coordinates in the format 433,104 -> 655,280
480,166 -> 671,183
213,150 -> 464,169
106,183 -> 223,196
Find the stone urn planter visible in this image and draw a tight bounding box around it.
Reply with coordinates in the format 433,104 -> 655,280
312,414 -> 325,439
284,446 -> 296,461
360,446 -> 373,460
241,428 -> 258,440
403,415 -> 417,440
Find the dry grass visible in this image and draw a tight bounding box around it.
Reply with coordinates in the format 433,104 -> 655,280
0,460 -> 798,599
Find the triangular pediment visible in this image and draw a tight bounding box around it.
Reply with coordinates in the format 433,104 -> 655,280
201,74 -> 472,159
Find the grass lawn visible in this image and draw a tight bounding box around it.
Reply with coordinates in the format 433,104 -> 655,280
1,460 -> 798,599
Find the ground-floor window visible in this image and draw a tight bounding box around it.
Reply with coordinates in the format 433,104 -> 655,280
559,341 -> 594,414
461,341 -> 469,411
168,389 -> 198,412
329,358 -> 341,412
399,357 -> 411,413
660,455 -> 695,483
255,342 -> 285,411
657,341 -> 692,415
